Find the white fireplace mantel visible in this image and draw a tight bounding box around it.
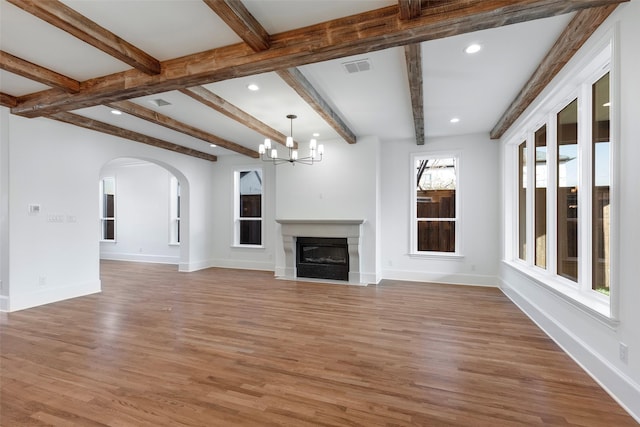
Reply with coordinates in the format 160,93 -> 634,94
276,219 -> 366,285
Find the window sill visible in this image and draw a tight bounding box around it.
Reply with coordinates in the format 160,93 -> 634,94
169,243 -> 180,247
231,244 -> 265,250
100,240 -> 116,243
503,260 -> 617,328
408,252 -> 465,261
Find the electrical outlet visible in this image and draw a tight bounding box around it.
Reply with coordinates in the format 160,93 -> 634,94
619,342 -> 628,364
38,276 -> 47,287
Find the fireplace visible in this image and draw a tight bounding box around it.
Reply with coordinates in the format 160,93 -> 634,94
296,237 -> 349,281
276,219 -> 365,285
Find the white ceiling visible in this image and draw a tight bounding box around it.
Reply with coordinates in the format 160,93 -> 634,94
0,0 -> 574,157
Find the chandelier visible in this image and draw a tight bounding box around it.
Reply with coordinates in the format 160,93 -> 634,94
258,114 -> 324,165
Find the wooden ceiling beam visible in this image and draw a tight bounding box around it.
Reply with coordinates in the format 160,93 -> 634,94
205,0 -> 356,145
49,112 -> 217,162
7,0 -> 161,75
203,0 -> 270,51
0,51 -> 80,93
180,86 -> 297,149
276,68 -> 357,145
399,0 -> 422,20
490,4 -> 620,139
0,92 -> 18,108
107,100 -> 258,158
404,44 -> 425,145
11,0 -> 626,118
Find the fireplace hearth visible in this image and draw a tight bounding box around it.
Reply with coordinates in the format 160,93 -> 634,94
296,237 -> 349,281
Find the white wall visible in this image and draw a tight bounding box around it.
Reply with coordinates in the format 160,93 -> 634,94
381,133 -> 500,286
498,2 -> 640,421
1,111 -> 216,311
275,136 -> 382,284
210,155 -> 276,271
0,105 -> 9,311
99,160 -> 180,264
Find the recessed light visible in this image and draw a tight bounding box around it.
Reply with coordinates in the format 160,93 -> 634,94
313,133 -> 320,137
210,144 -> 217,148
450,117 -> 460,123
465,43 -> 482,54
247,83 -> 259,91
110,109 -> 122,115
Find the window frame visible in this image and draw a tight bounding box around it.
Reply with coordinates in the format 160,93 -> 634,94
99,176 -> 116,242
410,151 -> 462,258
233,168 -> 264,248
169,176 -> 180,246
505,32 -> 617,321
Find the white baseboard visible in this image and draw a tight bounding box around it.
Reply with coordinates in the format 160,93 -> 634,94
381,268 -> 497,287
210,258 -> 273,272
100,253 -> 179,265
178,259 -> 214,272
7,280 -> 101,312
500,279 -> 640,423
0,295 -> 8,312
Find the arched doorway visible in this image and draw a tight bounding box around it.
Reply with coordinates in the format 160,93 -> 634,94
98,157 -> 190,271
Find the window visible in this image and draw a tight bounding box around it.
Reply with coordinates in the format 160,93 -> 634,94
509,39 -> 614,315
100,177 -> 115,241
518,141 -> 527,261
557,99 -> 579,282
534,125 -> 547,269
169,176 -> 180,245
412,155 -> 458,254
591,72 -> 611,295
235,169 -> 263,246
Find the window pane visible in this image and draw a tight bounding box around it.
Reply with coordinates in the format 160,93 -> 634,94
592,73 -> 610,295
240,220 -> 261,245
417,221 -> 455,252
103,219 -> 115,240
534,126 -> 547,269
416,158 -> 456,219
518,141 -> 527,261
557,99 -> 579,282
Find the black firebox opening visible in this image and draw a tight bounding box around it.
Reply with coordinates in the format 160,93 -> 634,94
296,237 -> 349,281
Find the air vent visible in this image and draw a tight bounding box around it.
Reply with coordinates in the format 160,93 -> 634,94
148,98 -> 171,107
342,59 -> 372,74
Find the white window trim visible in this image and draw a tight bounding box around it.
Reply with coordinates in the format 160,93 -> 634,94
169,176 -> 180,246
233,168 -> 264,248
410,151 -> 462,257
504,28 -> 619,321
99,176 -> 116,243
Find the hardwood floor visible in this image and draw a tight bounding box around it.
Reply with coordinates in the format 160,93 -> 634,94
1,261 -> 636,426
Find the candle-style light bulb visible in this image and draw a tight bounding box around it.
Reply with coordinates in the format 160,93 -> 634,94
264,138 -> 271,149
259,144 -> 265,154
318,144 -> 324,155
286,136 -> 294,148
292,150 -> 298,160
309,139 -> 317,150
271,148 -> 278,158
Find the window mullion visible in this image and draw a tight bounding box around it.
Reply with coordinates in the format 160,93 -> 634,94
579,83 -> 594,294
